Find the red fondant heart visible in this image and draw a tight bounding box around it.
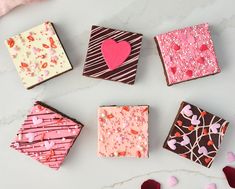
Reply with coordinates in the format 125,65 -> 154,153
101,39 -> 131,70
223,166 -> 235,188
141,179 -> 161,189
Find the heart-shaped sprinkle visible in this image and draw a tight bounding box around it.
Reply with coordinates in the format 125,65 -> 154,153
167,176 -> 178,187
180,135 -> 190,146
210,123 -> 220,133
207,140 -> 214,146
175,132 -> 181,137
25,133 -> 35,143
44,141 -> 55,150
204,157 -> 212,164
177,120 -> 183,126
191,115 -> 200,125
173,43 -> 180,51
167,139 -> 177,150
188,125 -> 194,131
198,146 -> 208,155
186,70 -> 193,77
203,128 -> 208,135
32,116 -> 43,125
223,166 -> 235,188
7,38 -> 15,48
201,111 -> 207,117
205,183 -> 217,189
170,67 -> 177,74
197,57 -> 205,64
227,152 -> 235,163
181,104 -> 193,117
101,39 -> 131,70
141,179 -> 161,189
200,44 -> 208,51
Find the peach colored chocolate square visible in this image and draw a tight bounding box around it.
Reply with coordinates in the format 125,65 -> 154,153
98,105 -> 149,158
155,23 -> 220,85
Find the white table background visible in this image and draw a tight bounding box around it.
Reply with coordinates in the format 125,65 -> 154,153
0,0 -> 235,188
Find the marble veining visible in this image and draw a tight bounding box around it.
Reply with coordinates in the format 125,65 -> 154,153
0,0 -> 235,189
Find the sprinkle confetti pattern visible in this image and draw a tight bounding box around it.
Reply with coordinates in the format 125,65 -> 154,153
98,106 -> 148,158
155,23 -> 220,85
10,101 -> 83,170
164,102 -> 229,168
5,22 -> 72,89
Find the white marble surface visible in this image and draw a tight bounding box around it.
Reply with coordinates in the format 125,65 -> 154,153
0,0 -> 235,188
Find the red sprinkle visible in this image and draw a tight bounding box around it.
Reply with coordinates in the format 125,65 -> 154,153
207,140 -> 214,146
173,43 -> 180,51
171,67 -> 177,74
49,37 -> 57,48
41,62 -> 48,69
200,44 -> 208,51
201,111 -> 207,117
186,70 -> 193,77
118,151 -> 126,156
27,35 -> 35,41
131,129 -> 138,135
203,128 -> 208,135
188,125 -> 194,131
107,114 -> 114,119
175,132 -> 181,137
122,106 -> 129,111
42,44 -> 49,48
136,151 -> 141,158
177,120 -> 183,126
204,157 -> 212,164
7,38 -> 15,48
21,62 -> 28,67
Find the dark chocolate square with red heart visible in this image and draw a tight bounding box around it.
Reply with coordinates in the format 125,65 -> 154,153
83,25 -> 143,84
163,101 -> 229,168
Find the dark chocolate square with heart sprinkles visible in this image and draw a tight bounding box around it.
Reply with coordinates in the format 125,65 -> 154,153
163,101 -> 229,168
83,25 -> 143,84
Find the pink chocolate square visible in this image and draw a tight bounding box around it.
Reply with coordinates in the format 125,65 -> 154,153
155,23 -> 220,85
10,101 -> 84,170
98,105 -> 149,158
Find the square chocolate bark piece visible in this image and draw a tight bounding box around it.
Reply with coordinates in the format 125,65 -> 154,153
98,105 -> 149,157
10,101 -> 84,170
83,26 -> 143,84
155,23 -> 220,86
5,22 -> 72,89
163,102 -> 229,168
